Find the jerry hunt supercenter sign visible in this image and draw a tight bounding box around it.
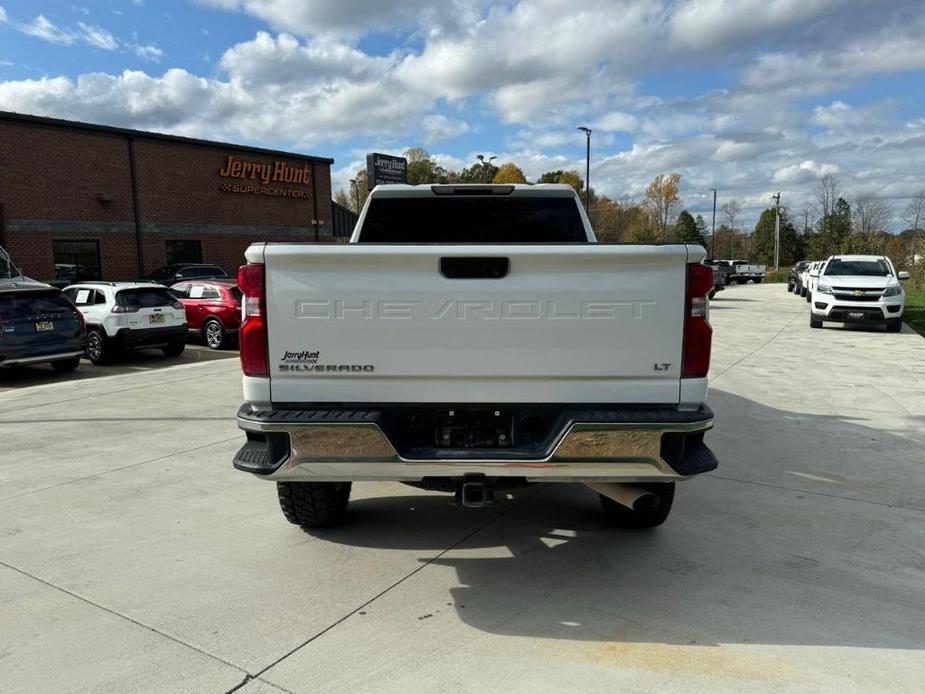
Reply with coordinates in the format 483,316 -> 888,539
218,154 -> 312,199
367,153 -> 407,186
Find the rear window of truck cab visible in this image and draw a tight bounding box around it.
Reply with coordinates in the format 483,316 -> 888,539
358,197 -> 587,243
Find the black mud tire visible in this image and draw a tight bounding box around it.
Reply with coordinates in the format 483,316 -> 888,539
886,318 -> 903,333
599,482 -> 675,529
51,356 -> 81,372
754,277 -> 762,284
810,316 -> 823,329
162,339 -> 185,357
277,481 -> 352,528
708,289 -> 716,299
86,328 -> 112,365
800,286 -> 807,297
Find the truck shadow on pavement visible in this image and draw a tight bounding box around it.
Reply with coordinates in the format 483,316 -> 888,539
310,389 -> 925,650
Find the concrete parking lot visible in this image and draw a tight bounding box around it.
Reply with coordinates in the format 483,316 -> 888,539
1,283 -> 924,694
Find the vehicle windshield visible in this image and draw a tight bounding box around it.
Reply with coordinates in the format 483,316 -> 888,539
147,266 -> 177,280
824,259 -> 891,277
116,288 -> 177,308
0,248 -> 17,279
358,197 -> 587,243
0,291 -> 73,320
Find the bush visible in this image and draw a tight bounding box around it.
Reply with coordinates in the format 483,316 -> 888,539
764,271 -> 788,283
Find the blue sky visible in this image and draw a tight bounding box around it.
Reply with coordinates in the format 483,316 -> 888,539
1,0 -> 924,229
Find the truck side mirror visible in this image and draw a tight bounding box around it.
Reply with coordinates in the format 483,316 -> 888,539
898,271 -> 910,280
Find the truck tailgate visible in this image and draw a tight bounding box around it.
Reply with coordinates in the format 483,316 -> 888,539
262,244 -> 692,404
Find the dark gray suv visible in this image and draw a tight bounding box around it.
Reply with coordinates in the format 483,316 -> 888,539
0,282 -> 86,372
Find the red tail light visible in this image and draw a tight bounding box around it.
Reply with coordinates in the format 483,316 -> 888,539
682,263 -> 713,378
238,263 -> 268,377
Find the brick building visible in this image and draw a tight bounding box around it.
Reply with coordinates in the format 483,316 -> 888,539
0,111 -> 337,281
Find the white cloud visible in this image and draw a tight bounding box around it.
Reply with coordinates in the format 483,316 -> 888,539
15,13 -> 164,60
19,15 -> 78,44
773,160 -> 840,184
196,0 -> 472,38
0,6 -> 8,24
421,114 -> 469,144
596,112 -> 639,133
131,43 -> 165,61
77,22 -> 118,50
219,31 -> 394,86
669,0 -> 841,52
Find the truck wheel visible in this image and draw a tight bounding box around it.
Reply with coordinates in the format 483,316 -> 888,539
810,316 -> 823,329
886,318 -> 902,333
805,292 -> 811,303
162,339 -> 185,357
754,277 -> 762,284
86,329 -> 112,365
277,482 -> 351,528
51,357 -> 81,372
708,289 -> 716,299
800,286 -> 807,297
599,482 -> 674,529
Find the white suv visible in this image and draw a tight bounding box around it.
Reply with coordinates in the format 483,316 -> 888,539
63,282 -> 187,364
810,255 -> 909,332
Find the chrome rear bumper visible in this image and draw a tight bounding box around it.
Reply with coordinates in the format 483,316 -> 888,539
234,405 -> 717,483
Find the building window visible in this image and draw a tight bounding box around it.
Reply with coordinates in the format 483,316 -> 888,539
52,240 -> 102,282
165,240 -> 202,265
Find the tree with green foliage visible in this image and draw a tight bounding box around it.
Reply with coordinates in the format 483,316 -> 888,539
695,214 -> 709,244
674,210 -> 706,246
402,147 -> 449,185
537,169 -> 583,194
538,170 -> 564,184
492,163 -> 528,184
816,196 -> 851,255
752,207 -> 799,266
459,161 -> 500,183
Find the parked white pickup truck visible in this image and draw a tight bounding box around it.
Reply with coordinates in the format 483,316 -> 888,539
727,259 -> 767,284
810,255 -> 909,331
233,184 -> 718,529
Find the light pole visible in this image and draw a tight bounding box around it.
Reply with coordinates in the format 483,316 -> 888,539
710,188 -> 717,259
577,127 -> 591,213
349,179 -> 359,213
772,192 -> 781,271
475,155 -> 497,183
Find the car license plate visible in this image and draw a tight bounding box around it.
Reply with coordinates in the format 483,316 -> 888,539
848,312 -> 865,320
149,313 -> 166,324
35,321 -> 54,331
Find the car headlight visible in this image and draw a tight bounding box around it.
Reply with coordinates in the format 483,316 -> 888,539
816,283 -> 834,295
883,286 -> 903,297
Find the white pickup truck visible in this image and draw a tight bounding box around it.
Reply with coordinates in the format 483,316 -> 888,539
726,259 -> 766,284
233,184 -> 718,530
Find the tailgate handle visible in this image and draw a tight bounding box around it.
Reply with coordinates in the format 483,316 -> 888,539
440,257 -> 509,279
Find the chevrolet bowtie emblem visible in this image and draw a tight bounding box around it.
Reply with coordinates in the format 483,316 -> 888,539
852,290 -> 864,296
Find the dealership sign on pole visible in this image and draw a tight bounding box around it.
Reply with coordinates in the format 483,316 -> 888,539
366,153 -> 408,187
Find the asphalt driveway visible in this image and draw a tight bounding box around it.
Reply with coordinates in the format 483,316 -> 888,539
1,283 -> 923,693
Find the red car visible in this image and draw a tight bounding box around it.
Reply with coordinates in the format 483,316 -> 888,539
170,279 -> 241,349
